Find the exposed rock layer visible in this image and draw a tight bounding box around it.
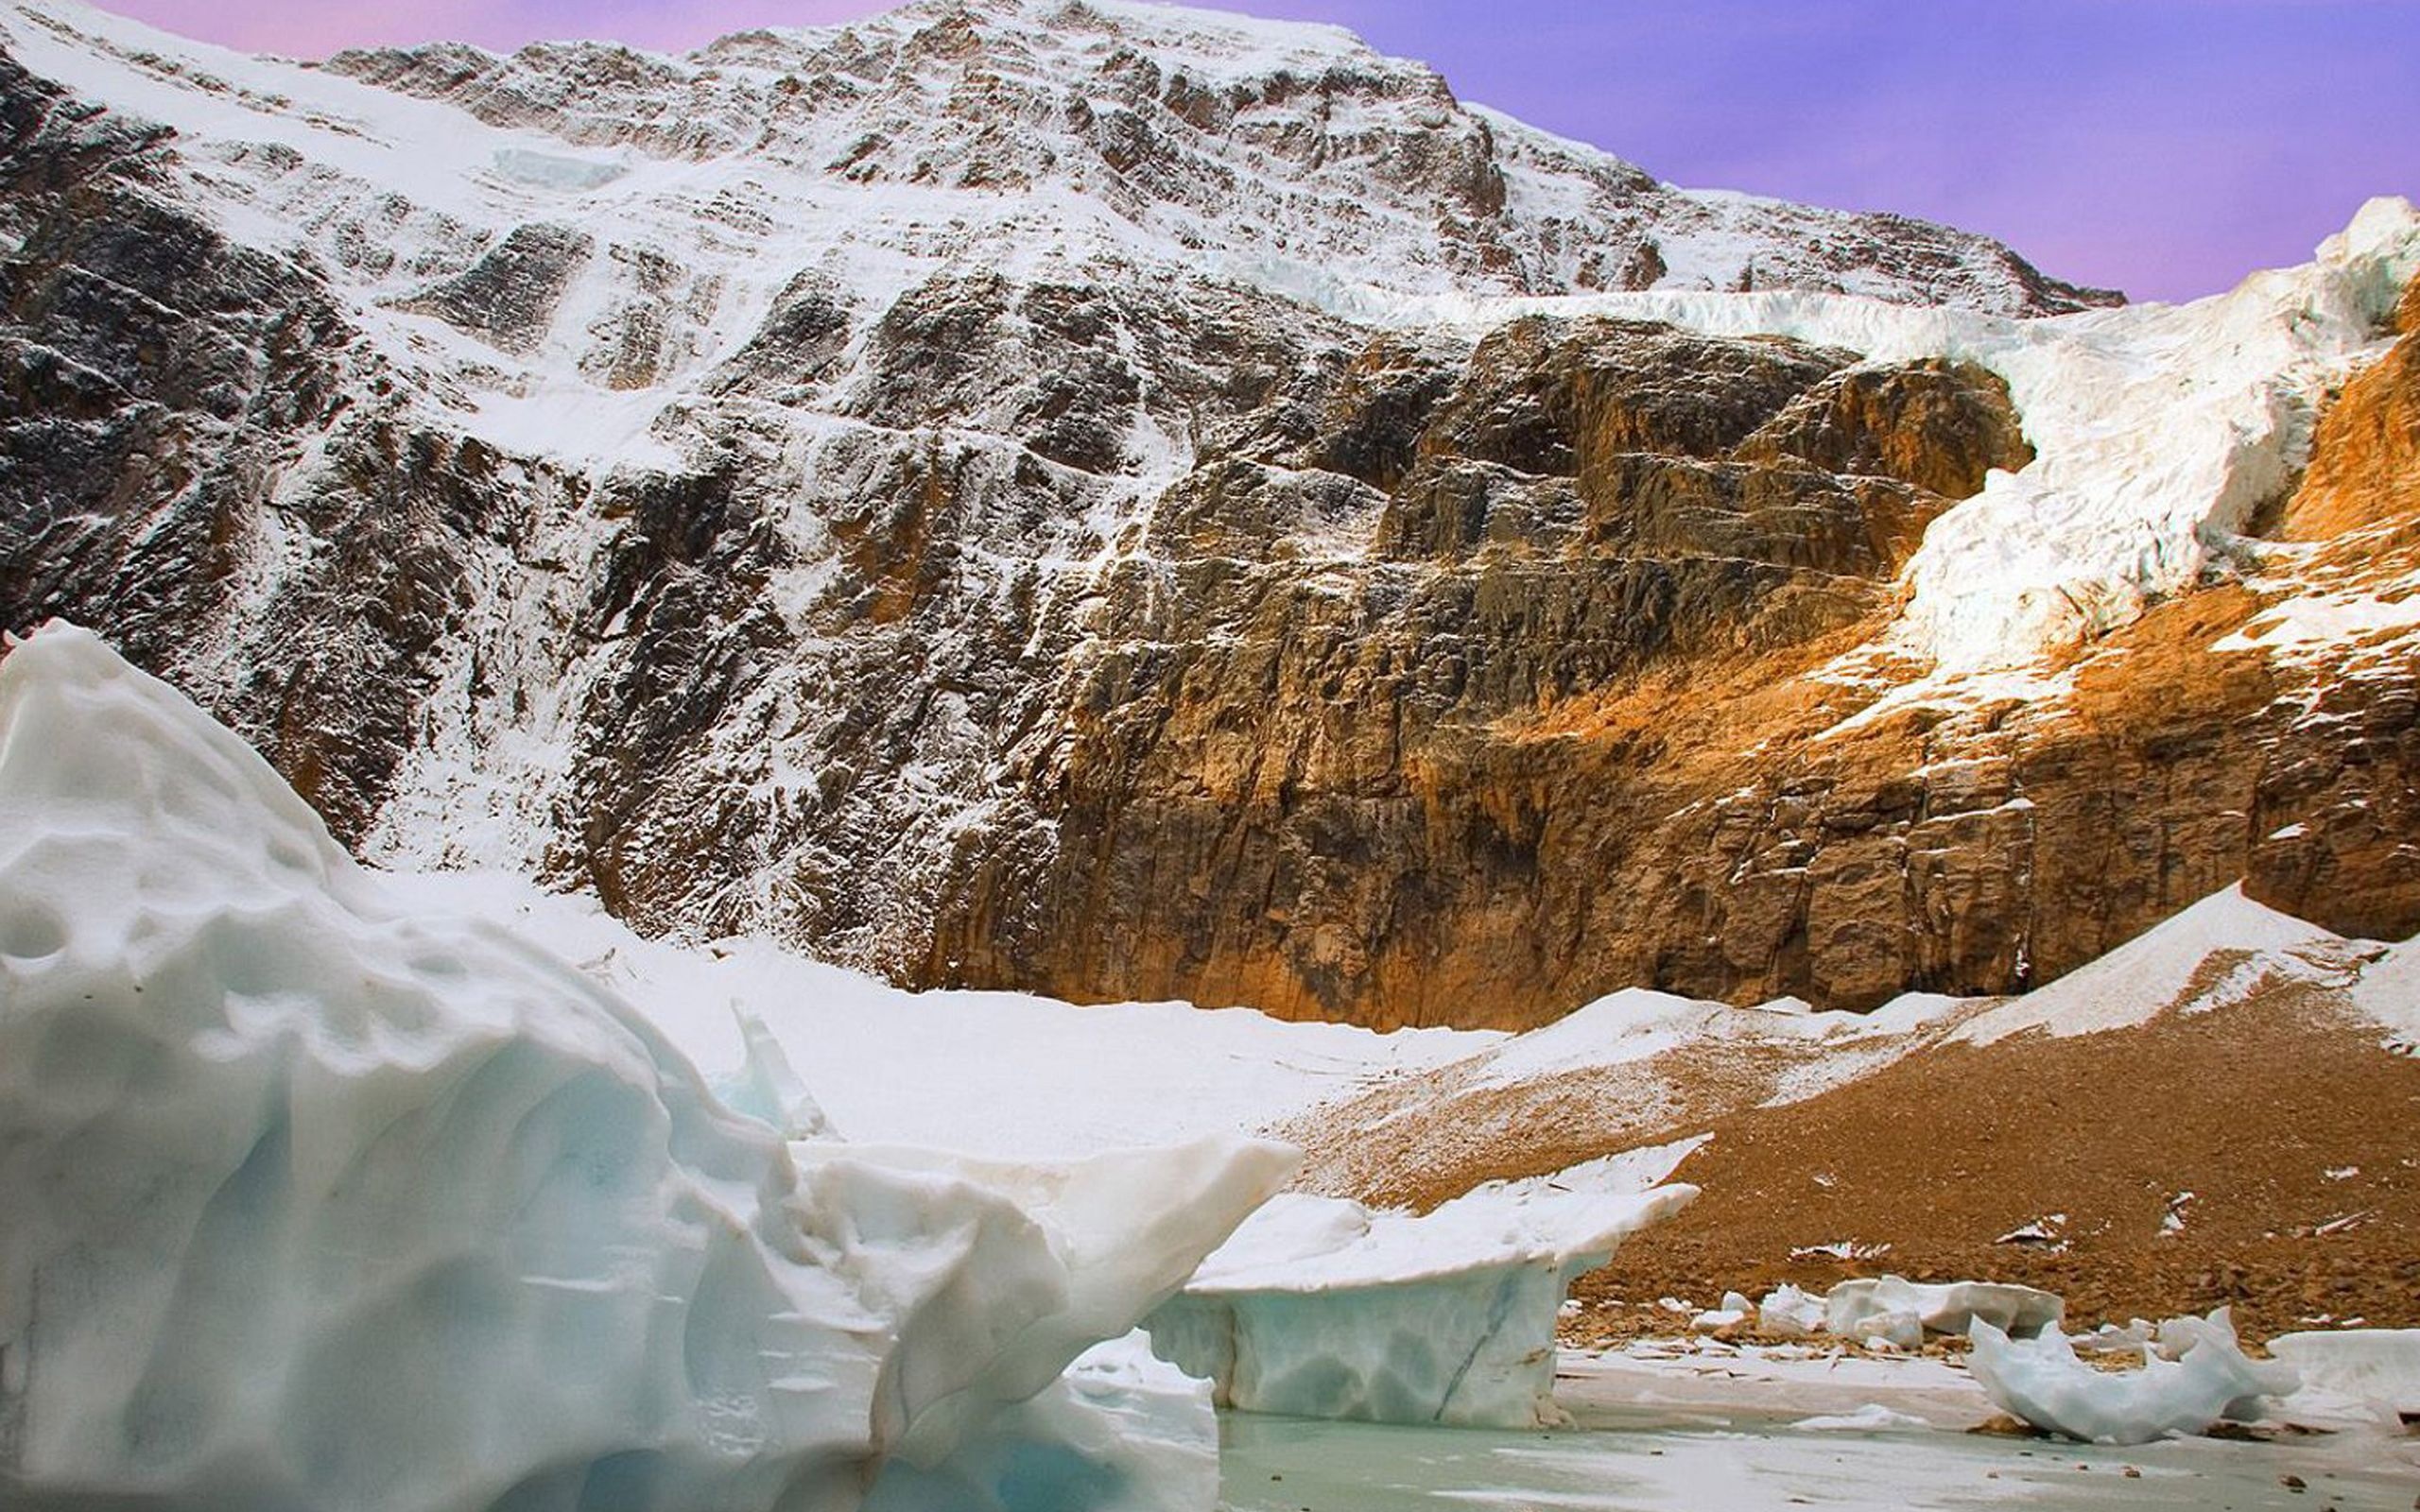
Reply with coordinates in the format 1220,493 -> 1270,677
2,2 -> 2415,1029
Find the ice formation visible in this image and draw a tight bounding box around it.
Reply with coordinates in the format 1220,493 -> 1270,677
1692,1291 -> 1755,1331
1791,1403 -> 1932,1433
1757,1284 -> 1828,1339
0,624 -> 1294,1512
1824,1276 -> 2062,1348
1964,1309 -> 2299,1445
2267,1330 -> 2420,1426
1144,1157 -> 1696,1428
1420,198 -> 2420,677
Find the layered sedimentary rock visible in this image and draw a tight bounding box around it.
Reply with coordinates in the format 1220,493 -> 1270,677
2,0 -> 2416,1030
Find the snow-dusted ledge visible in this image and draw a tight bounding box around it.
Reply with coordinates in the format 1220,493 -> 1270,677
0,624 -> 1294,1512
1145,1145 -> 1699,1428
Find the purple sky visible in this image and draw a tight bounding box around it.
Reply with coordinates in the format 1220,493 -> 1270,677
93,0 -> 2419,301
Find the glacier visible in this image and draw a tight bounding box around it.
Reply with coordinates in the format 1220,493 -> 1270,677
1144,1152 -> 1697,1429
0,622 -> 1294,1512
1413,196 -> 2420,679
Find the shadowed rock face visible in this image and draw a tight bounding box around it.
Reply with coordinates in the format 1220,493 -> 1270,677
394,222 -> 596,356
3,7 -> 2415,1030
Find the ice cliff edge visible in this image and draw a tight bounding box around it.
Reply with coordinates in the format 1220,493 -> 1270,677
0,621 -> 1294,1512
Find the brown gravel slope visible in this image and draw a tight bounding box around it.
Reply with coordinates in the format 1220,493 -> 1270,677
1578,991 -> 2420,1341
1282,972 -> 2420,1340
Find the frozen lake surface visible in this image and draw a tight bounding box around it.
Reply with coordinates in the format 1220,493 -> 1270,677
1218,1348 -> 2420,1511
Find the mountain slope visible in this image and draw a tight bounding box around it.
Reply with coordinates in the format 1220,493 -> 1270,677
2,0 -> 2415,1027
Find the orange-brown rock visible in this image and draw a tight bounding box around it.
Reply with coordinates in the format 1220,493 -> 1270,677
1733,357 -> 2037,498
872,292 -> 2420,1029
2281,318 -> 2420,540
916,320 -> 2056,1025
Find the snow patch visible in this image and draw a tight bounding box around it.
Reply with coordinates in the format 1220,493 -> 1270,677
2269,1330 -> 2420,1427
1950,885 -> 2367,1047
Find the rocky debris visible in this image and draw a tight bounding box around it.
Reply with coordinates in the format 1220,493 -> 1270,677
1578,987 -> 2420,1345
1277,954 -> 2420,1342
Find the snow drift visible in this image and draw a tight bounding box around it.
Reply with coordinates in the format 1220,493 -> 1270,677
0,623 -> 1293,1512
1144,1153 -> 1697,1428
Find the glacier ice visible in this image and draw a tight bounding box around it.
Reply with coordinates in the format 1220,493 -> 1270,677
1964,1308 -> 2299,1445
2267,1329 -> 2420,1427
863,1332 -> 1219,1512
1757,1283 -> 1827,1338
1691,1291 -> 1754,1331
0,623 -> 1294,1512
1824,1276 -> 2062,1346
1144,1158 -> 1695,1428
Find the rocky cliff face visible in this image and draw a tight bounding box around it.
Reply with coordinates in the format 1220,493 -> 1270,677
2,0 -> 2415,1029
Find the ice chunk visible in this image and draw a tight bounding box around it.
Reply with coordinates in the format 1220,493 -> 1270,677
1693,1291 -> 1754,1331
1758,1283 -> 1827,1338
2267,1330 -> 2420,1427
1843,1308 -> 1925,1351
1793,1402 -> 1932,1432
1146,1160 -> 1696,1427
717,999 -> 837,1139
1827,1275 -> 2063,1342
1965,1309 -> 2299,1445
866,1332 -> 1219,1512
0,624 -> 1293,1512
2069,1318 -> 2157,1355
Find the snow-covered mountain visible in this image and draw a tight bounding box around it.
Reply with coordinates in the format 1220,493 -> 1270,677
2,0 -> 2416,1029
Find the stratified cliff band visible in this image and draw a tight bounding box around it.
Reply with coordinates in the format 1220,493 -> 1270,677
4,0 -> 2414,1028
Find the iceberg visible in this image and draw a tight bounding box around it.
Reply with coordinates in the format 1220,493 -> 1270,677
0,624 -> 1294,1512
1145,1156 -> 1696,1428
1964,1309 -> 2299,1445
1824,1276 -> 2062,1347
